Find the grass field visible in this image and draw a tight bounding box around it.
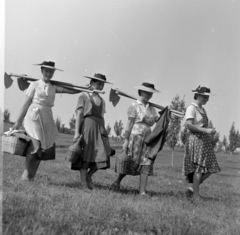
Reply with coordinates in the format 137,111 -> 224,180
2,124 -> 240,235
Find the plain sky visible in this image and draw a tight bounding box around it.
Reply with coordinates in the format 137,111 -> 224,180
3,0 -> 240,139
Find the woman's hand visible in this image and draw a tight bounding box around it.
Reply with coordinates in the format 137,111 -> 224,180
123,139 -> 129,154
73,134 -> 80,142
11,121 -> 21,131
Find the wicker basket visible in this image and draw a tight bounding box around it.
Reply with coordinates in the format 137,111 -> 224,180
67,135 -> 82,163
2,135 -> 28,156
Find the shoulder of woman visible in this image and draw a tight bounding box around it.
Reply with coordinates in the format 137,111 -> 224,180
32,80 -> 40,85
28,80 -> 39,89
78,92 -> 90,99
130,101 -> 138,107
186,104 -> 196,111
127,102 -> 137,111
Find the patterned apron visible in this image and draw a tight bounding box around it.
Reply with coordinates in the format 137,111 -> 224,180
183,105 -> 221,183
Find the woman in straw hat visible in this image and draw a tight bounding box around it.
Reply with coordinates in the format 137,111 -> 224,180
73,73 -> 113,189
111,83 -> 160,196
12,61 -> 80,181
183,86 -> 221,199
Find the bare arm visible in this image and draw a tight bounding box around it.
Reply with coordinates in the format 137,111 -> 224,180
102,114 -> 105,127
185,119 -> 216,134
123,117 -> 135,154
12,96 -> 32,130
73,108 -> 84,140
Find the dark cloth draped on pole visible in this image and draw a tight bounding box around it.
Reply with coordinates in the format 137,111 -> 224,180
145,107 -> 171,159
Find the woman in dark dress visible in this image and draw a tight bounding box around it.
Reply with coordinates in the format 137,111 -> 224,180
73,73 -> 113,189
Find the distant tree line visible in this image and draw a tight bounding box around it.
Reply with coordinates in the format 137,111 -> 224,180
181,121 -> 240,155
3,107 -> 240,154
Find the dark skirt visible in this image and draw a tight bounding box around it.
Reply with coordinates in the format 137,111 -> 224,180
183,132 -> 221,183
24,134 -> 55,161
71,115 -> 111,170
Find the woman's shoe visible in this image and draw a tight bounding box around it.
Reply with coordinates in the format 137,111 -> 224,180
139,192 -> 149,197
110,182 -> 120,191
80,182 -> 90,190
192,195 -> 202,204
185,187 -> 194,198
21,169 -> 31,181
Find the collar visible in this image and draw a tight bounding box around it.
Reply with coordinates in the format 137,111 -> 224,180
137,99 -> 149,108
89,92 -> 100,97
39,79 -> 50,96
39,79 -> 50,87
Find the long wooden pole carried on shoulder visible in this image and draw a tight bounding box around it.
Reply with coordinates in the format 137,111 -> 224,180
110,88 -> 184,118
4,72 -> 105,94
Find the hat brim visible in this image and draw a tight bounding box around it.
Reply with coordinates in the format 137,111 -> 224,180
33,64 -> 63,71
134,86 -> 160,93
192,91 -> 215,96
84,76 -> 113,84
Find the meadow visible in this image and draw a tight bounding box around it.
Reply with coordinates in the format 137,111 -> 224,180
2,125 -> 240,235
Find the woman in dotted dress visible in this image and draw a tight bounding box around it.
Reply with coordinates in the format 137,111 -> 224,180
183,86 -> 221,199
12,61 -> 80,181
111,83 -> 160,196
73,73 -> 113,189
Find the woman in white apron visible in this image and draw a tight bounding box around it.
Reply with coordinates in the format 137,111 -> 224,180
12,61 -> 80,181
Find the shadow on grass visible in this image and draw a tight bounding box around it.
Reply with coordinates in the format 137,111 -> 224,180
225,166 -> 240,170
47,180 -> 230,203
218,173 -> 240,178
49,181 -> 80,189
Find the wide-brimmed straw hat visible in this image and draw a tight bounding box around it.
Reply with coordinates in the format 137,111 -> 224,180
192,85 -> 215,96
33,61 -> 63,71
134,82 -> 160,93
84,73 -> 113,84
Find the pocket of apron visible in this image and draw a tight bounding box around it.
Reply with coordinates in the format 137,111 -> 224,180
30,107 -> 39,121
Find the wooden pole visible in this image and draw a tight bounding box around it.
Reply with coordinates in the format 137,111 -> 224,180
114,88 -> 184,117
8,73 -> 90,90
6,73 -> 104,94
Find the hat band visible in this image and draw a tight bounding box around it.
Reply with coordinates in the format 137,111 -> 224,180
142,82 -> 155,90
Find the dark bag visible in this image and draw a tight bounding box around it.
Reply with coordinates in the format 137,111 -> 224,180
67,135 -> 82,163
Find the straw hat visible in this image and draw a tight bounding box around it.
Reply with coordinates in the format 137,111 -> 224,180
84,73 -> 113,84
134,82 -> 160,93
192,86 -> 215,96
33,61 -> 63,71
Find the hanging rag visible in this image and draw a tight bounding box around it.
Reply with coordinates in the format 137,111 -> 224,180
144,106 -> 171,160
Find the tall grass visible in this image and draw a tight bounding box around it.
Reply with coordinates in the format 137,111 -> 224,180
2,131 -> 240,235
